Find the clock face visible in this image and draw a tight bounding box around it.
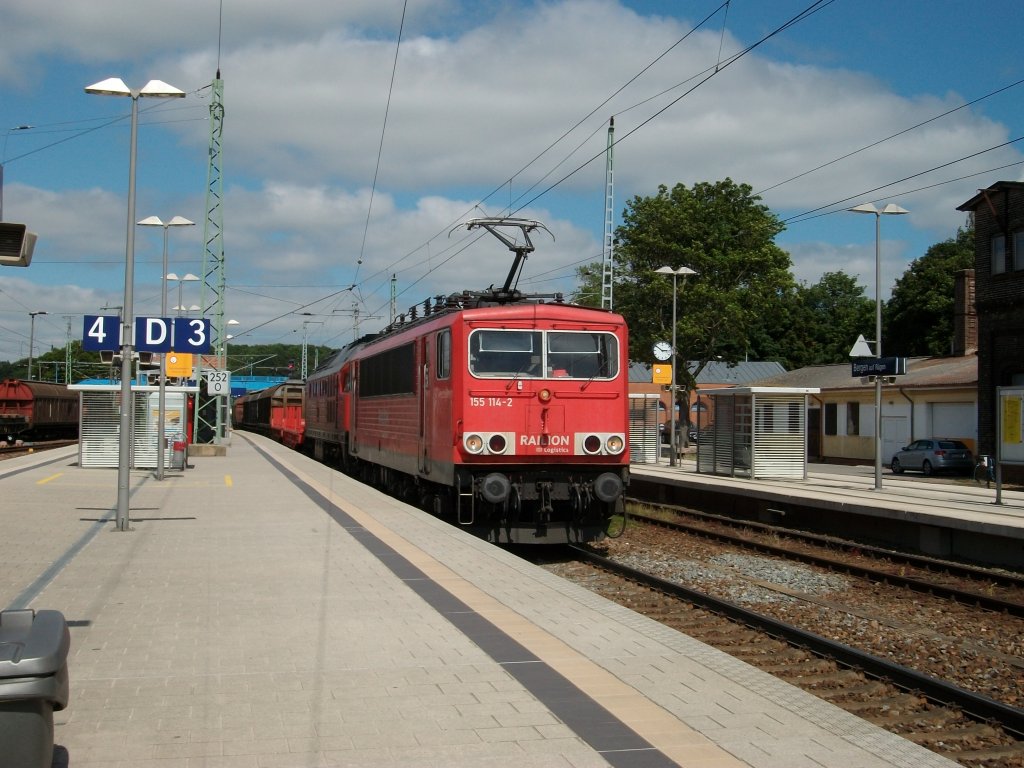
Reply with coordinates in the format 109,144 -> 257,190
653,341 -> 672,361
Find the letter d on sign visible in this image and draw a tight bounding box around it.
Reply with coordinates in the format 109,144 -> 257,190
145,318 -> 169,345
135,317 -> 173,352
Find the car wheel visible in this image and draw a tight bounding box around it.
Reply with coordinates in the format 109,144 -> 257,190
921,460 -> 933,476
891,458 -> 903,474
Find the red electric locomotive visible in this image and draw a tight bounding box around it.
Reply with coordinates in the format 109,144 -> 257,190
232,380 -> 305,449
305,218 -> 629,544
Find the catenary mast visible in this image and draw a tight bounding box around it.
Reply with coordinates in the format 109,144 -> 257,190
194,69 -> 226,443
601,117 -> 615,310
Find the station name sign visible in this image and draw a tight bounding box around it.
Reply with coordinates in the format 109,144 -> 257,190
850,356 -> 906,377
82,315 -> 212,354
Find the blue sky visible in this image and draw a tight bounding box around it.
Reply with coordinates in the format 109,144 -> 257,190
1,0 -> 1021,365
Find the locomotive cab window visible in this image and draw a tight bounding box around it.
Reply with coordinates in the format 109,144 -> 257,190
547,331 -> 617,379
470,330 -> 542,377
469,329 -> 617,380
436,330 -> 451,379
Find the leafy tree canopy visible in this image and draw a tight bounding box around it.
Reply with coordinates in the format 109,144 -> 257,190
586,179 -> 794,389
883,227 -> 974,356
781,271 -> 875,367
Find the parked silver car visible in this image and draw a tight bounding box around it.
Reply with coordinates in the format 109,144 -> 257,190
890,439 -> 973,476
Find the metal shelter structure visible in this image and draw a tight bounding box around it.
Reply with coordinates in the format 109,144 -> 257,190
696,387 -> 819,480
628,393 -> 661,464
70,383 -> 196,469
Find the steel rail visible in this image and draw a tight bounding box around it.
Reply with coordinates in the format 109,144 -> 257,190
569,544 -> 1024,738
625,505 -> 1024,616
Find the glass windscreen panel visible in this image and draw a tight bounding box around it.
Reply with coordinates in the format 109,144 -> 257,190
469,329 -> 618,380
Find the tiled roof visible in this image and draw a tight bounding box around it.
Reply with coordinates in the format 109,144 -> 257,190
746,355 -> 977,391
629,360 -> 786,385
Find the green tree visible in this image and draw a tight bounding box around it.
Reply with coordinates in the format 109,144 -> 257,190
884,227 -> 974,356
610,179 -> 794,392
783,271 -> 874,367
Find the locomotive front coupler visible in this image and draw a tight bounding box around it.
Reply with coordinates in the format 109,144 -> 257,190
536,481 -> 553,524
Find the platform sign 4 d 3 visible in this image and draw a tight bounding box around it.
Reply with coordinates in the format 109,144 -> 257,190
82,315 -> 212,353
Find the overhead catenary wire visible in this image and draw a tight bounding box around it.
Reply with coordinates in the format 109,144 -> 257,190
756,76 -> 1024,198
508,0 -> 838,217
352,0 -> 410,289
10,1 -> 1015,348
341,0 -> 835,322
783,134 -> 1024,226
318,0 -> 738,322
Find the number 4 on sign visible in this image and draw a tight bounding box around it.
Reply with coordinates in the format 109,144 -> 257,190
82,315 -> 123,351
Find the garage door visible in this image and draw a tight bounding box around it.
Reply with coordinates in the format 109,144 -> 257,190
929,402 -> 976,446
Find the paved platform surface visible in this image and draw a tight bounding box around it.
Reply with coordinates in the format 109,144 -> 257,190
0,436 -> 960,767
633,458 -> 1024,542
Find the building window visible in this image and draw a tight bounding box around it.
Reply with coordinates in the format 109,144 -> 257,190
1014,231 -> 1024,272
846,402 -> 860,436
824,403 -> 837,435
992,234 -> 1007,274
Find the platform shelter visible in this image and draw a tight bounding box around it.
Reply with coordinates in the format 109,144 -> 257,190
69,382 -> 198,469
697,386 -> 819,480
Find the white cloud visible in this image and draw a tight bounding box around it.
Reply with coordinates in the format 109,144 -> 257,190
3,0 -> 1021,349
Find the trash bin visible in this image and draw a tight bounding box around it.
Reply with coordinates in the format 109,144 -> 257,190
0,609 -> 70,768
171,440 -> 187,471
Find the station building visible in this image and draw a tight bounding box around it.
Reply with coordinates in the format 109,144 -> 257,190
957,181 -> 1024,480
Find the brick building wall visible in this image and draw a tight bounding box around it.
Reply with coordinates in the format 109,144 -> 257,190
958,182 -> 1024,468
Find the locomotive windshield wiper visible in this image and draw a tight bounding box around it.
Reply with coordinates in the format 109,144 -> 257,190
579,360 -> 609,391
505,359 -> 535,391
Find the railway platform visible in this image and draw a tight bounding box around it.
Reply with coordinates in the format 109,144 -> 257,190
631,458 -> 1024,569
0,437 -> 958,768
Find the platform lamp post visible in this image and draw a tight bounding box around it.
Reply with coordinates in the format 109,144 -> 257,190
166,272 -> 201,447
27,310 -> 47,380
847,202 -> 909,491
224,319 -> 240,371
654,266 -> 697,467
167,273 -> 200,315
85,77 -> 185,531
139,216 -> 194,481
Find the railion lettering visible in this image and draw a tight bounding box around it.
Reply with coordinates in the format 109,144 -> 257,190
519,434 -> 569,447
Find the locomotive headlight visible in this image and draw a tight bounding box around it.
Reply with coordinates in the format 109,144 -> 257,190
464,434 -> 484,454
583,434 -> 602,455
605,435 -> 625,454
488,434 -> 507,454
538,388 -> 552,402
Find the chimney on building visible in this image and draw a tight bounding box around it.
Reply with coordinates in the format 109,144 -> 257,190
953,269 -> 977,356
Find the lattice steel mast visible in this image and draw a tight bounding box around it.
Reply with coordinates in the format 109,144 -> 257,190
601,116 -> 615,311
194,70 -> 226,444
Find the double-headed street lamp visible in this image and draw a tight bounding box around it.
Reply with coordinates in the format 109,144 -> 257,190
166,272 -> 200,315
27,310 -> 47,380
847,202 -> 909,491
654,265 -> 698,467
85,77 -> 185,531
139,215 -> 194,481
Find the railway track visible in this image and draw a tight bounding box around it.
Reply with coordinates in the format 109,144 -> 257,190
622,501 -> 1024,615
554,546 -> 1024,767
0,439 -> 77,460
